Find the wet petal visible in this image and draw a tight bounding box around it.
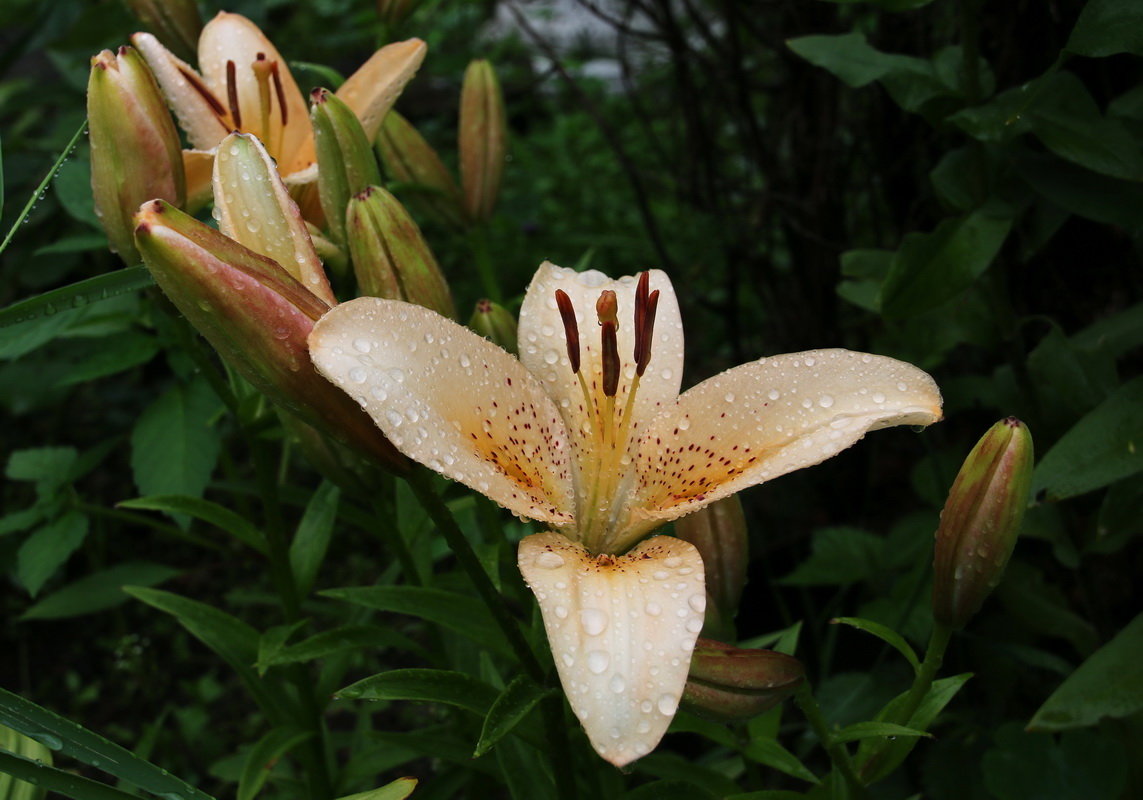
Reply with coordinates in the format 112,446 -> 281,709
197,12 -> 309,167
182,148 -> 215,212
213,132 -> 336,305
132,32 -> 229,151
518,262 -> 684,483
310,298 -> 576,526
626,349 -> 942,547
336,39 -> 427,144
518,532 -> 705,767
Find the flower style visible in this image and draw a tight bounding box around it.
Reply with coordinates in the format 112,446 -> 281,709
308,263 -> 942,765
132,11 -> 425,206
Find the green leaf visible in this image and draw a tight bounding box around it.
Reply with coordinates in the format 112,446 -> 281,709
0,749 -> 140,800
256,621 -> 310,676
17,512 -> 88,597
1015,154 -> 1143,231
54,331 -> 159,387
130,379 -> 222,518
832,617 -> 921,674
473,676 -> 553,757
236,727 -> 313,800
53,155 -> 99,228
0,268 -> 155,330
837,249 -> 893,312
741,737 -> 820,784
289,481 -> 340,596
255,625 -> 424,672
982,722 -> 1127,800
1028,612 -> 1143,731
336,669 -> 498,716
1032,377 -> 1143,501
779,526 -> 883,586
320,586 -> 512,656
335,778 -> 418,800
6,447 -> 77,486
119,495 -> 267,554
1067,0 -> 1143,57
815,0 -> 934,10
0,686 -> 215,800
879,210 -> 1012,319
22,562 -> 179,620
0,121 -> 87,258
834,721 -> 931,744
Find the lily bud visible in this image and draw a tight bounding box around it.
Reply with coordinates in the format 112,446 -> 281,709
88,46 -> 185,265
345,186 -> 456,318
376,110 -> 466,230
134,201 -> 404,472
123,0 -> 202,62
932,417 -> 1033,630
376,0 -> 420,27
682,639 -> 805,722
468,299 -> 518,354
310,88 -> 384,246
674,496 -> 748,639
458,59 -> 507,224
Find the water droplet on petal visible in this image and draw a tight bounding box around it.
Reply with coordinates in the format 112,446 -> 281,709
580,608 -> 608,636
535,550 -> 565,569
657,693 -> 678,716
688,594 -> 706,613
873,392 -> 886,404
586,650 -> 610,674
818,394 -> 834,408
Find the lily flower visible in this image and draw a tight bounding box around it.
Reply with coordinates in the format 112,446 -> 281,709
132,11 -> 425,207
308,263 -> 942,766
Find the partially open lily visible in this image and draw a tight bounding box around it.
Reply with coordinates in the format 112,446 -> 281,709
309,262 -> 942,766
133,11 -> 425,208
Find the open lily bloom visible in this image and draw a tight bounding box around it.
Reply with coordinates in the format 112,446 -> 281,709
309,262 -> 942,766
133,11 -> 425,206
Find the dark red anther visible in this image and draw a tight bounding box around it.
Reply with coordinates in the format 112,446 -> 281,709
270,60 -> 287,126
225,59 -> 242,129
177,65 -> 228,119
554,289 -> 581,374
634,272 -> 660,376
601,319 -> 620,397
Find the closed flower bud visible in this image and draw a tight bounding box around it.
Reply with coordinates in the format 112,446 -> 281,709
310,88 -> 383,246
88,46 -> 185,265
376,110 -> 466,230
674,496 -> 748,639
123,0 -> 202,62
468,299 -> 518,354
345,186 -> 455,318
458,59 -> 507,224
682,639 -> 804,722
932,417 -> 1033,630
376,0 -> 420,27
134,201 -> 404,472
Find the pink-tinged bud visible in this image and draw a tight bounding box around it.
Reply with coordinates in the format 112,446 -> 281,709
345,186 -> 456,319
123,0 -> 202,62
458,59 -> 507,224
134,201 -> 405,472
682,639 -> 805,722
376,0 -> 420,27
674,496 -> 748,639
88,46 -> 185,265
468,299 -> 518,354
932,417 -> 1033,630
376,110 -> 466,230
310,88 -> 383,246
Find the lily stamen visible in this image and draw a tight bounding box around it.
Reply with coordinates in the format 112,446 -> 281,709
225,59 -> 242,129
253,53 -> 273,145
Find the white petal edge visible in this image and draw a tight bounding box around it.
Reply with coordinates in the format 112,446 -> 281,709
626,349 -> 942,542
518,532 -> 705,767
132,32 -> 229,151
309,298 -> 576,527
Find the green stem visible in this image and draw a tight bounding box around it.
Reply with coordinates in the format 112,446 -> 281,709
468,223 -> 501,302
894,622 -> 953,726
794,682 -> 870,799
369,495 -> 425,587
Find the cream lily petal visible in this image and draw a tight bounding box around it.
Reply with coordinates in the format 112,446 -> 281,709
132,32 -> 229,151
518,262 -> 685,474
629,349 -> 942,537
213,133 -> 336,306
197,12 -> 310,166
336,39 -> 427,144
518,532 -> 706,767
310,298 -> 576,526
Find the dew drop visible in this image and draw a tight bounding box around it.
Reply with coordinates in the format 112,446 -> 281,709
535,550 -> 565,569
688,594 -> 706,613
544,349 -> 560,365
586,650 -> 610,674
348,367 -> 367,383
580,608 -> 608,636
818,394 -> 834,408
657,693 -> 678,716
768,389 -> 780,400
897,381 -> 908,391
562,653 -> 575,667
609,673 -> 626,693
554,605 -> 568,619
385,410 -> 403,427
652,570 -> 669,581
724,392 -> 736,403
686,618 -> 704,633
459,353 -> 471,368
645,601 -> 661,616
872,392 -> 886,404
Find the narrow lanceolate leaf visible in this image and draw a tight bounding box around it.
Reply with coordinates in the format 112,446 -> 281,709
0,687 -> 215,800
289,481 -> 340,595
832,617 -> 921,674
17,512 -> 88,597
336,669 -> 498,716
518,533 -> 707,768
255,625 -> 424,673
236,727 -> 314,800
119,495 -> 267,553
0,267 -> 154,330
0,750 -> 141,800
741,738 -> 820,784
833,721 -> 931,744
22,562 -> 179,620
335,778 -> 418,800
473,676 -> 554,757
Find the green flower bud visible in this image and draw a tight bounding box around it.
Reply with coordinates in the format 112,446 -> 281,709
310,88 -> 384,246
682,639 -> 804,722
674,496 -> 748,639
88,46 -> 185,265
468,299 -> 518,354
123,0 -> 203,62
376,110 -> 466,230
458,59 -> 507,224
932,417 -> 1034,630
345,186 -> 455,318
134,201 -> 405,472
